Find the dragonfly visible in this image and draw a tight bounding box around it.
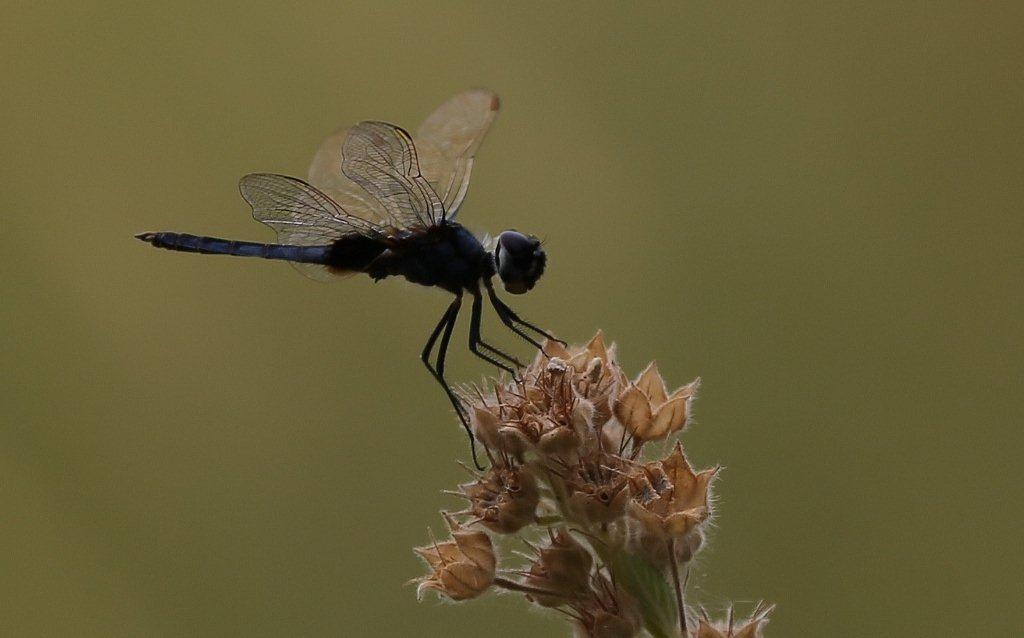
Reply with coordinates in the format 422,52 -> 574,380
137,89 -> 561,467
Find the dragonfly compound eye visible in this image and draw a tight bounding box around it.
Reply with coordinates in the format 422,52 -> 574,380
496,230 -> 546,294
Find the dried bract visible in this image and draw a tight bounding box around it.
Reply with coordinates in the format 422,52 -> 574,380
696,603 -> 775,638
627,442 -> 718,565
575,610 -> 640,638
521,528 -> 594,607
413,513 -> 496,601
571,572 -> 642,638
614,363 -> 699,443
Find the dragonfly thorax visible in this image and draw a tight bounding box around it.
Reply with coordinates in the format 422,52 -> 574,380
366,223 -> 494,294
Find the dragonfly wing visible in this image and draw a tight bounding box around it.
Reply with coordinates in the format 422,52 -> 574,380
239,173 -> 386,281
342,121 -> 445,230
307,127 -> 395,229
415,89 -> 500,221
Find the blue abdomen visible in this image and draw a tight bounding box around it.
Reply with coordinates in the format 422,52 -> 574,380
140,232 -> 331,263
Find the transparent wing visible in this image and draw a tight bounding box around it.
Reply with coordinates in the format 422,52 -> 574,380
308,127 -> 394,229
415,89 -> 500,220
239,173 -> 386,281
342,121 -> 445,230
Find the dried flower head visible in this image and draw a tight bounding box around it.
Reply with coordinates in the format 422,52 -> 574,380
696,603 -> 775,638
416,332 -> 770,637
469,331 -> 632,461
470,359 -> 593,458
627,442 -> 718,565
412,512 -> 496,601
532,332 -> 621,425
452,462 -> 539,533
614,363 -> 700,443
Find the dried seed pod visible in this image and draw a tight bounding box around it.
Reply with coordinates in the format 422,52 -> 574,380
413,513 -> 496,601
470,406 -> 528,457
471,367 -> 583,458
565,451 -> 631,525
613,363 -> 700,443
466,331 -> 634,463
522,529 -> 594,607
456,463 -> 539,534
571,571 -> 642,638
626,442 -> 718,566
575,610 -> 641,638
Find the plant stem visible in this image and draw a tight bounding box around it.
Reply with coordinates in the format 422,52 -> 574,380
667,539 -> 687,636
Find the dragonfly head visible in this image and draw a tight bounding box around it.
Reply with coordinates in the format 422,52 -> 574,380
494,230 -> 546,295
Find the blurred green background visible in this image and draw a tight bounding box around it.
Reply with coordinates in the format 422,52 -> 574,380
2,2 -> 1021,636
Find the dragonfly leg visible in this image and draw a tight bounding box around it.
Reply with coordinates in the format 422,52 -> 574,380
421,298 -> 457,377
420,299 -> 465,419
492,293 -> 566,346
468,290 -> 523,375
421,294 -> 482,469
485,281 -> 566,350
